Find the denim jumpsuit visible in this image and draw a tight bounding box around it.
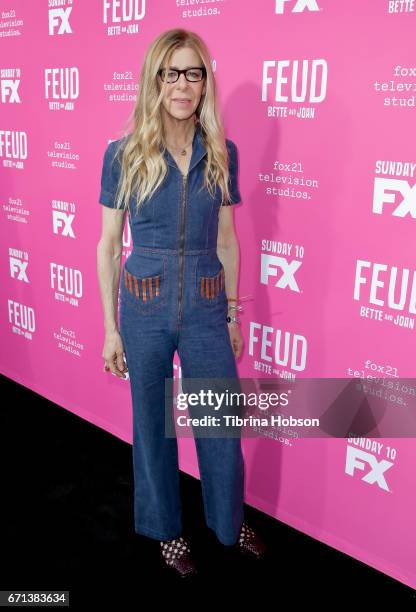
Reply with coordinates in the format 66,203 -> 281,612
98,122 -> 244,545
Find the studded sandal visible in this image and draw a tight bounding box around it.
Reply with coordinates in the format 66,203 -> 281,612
235,521 -> 267,560
159,536 -> 198,578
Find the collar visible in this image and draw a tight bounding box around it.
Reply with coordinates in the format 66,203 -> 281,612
161,121 -> 207,174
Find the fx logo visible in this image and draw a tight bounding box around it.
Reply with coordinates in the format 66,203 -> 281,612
345,445 -> 393,492
10,257 -> 29,282
260,253 -> 301,292
373,178 -> 416,218
0,79 -> 20,104
48,7 -> 73,36
52,211 -> 75,237
275,0 -> 320,14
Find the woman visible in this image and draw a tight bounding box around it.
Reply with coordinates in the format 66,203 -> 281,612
97,28 -> 266,578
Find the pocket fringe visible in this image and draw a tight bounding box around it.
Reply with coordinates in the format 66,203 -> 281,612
200,268 -> 224,300
124,269 -> 161,302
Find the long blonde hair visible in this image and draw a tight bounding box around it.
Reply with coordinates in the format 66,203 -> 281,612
109,28 -> 234,215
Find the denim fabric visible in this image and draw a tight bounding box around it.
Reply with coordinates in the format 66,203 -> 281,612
99,123 -> 244,545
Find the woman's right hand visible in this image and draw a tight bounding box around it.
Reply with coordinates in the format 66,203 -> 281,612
102,330 -> 129,379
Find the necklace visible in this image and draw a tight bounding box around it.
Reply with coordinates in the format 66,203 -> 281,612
164,131 -> 194,156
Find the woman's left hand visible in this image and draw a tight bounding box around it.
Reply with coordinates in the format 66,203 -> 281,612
228,322 -> 243,359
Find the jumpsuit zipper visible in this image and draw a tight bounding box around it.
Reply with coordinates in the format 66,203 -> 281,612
177,173 -> 188,327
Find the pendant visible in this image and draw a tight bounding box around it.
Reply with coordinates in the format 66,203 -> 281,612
180,149 -> 186,156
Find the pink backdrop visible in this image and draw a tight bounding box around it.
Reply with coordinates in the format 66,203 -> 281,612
1,0 -> 415,589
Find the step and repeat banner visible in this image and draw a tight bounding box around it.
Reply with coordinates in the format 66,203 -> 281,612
1,0 -> 415,590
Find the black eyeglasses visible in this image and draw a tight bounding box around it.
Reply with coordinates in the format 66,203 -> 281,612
158,67 -> 206,83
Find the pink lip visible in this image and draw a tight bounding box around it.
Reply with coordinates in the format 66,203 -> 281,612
173,99 -> 191,102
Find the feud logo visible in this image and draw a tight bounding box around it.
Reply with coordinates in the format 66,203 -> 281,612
354,260 -> 416,314
8,300 -> 36,333
0,131 -> 27,160
50,263 -> 83,298
103,0 -> 146,23
44,68 -> 79,100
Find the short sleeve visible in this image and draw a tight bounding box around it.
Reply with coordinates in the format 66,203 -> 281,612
225,139 -> 242,205
99,140 -> 123,208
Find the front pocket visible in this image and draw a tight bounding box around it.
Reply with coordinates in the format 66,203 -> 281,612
195,255 -> 226,306
121,256 -> 166,314
199,268 -> 224,300
124,269 -> 162,301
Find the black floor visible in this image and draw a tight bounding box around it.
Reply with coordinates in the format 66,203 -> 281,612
1,374 -> 414,605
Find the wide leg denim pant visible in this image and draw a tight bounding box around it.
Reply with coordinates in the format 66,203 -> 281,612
119,245 -> 245,546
